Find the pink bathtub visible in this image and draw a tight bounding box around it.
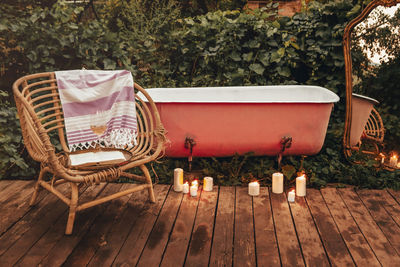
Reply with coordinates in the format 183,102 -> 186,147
142,86 -> 339,157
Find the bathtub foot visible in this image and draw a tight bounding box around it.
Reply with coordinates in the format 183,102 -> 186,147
277,136 -> 292,170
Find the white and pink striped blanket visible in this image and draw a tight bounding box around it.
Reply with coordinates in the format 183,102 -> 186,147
55,70 -> 137,151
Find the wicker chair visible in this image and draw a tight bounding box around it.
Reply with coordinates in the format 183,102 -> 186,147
13,72 -> 166,235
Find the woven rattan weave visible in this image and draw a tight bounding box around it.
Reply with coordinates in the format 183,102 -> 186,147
13,72 -> 166,234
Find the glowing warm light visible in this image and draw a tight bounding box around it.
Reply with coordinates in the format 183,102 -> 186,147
288,189 -> 296,202
248,181 -> 260,196
182,181 -> 189,194
390,154 -> 398,168
190,181 -> 198,197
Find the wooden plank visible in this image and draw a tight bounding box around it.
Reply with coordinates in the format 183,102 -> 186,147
253,187 -> 280,266
15,183 -> 106,266
0,181 -> 41,235
0,183 -> 87,266
161,187 -> 202,267
0,180 -> 33,204
0,183 -> 71,256
0,180 -> 14,192
388,189 -> 400,203
320,188 -> 380,266
358,189 -> 400,255
87,185 -> 166,267
381,189 -> 400,226
209,186 -> 235,267
232,186 -> 256,267
270,187 -> 304,266
338,188 -> 400,266
111,185 -> 170,267
185,187 -> 218,267
289,194 -> 329,266
61,183 -> 129,266
133,187 -> 183,267
38,183 -> 135,267
306,189 -> 354,266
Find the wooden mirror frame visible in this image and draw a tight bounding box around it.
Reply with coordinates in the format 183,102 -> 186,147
342,0 -> 400,162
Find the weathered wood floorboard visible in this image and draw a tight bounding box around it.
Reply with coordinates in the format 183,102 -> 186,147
209,186 -> 235,267
233,186 -> 256,267
306,189 -> 355,266
185,187 -> 218,267
161,186 -> 201,267
289,194 -> 330,266
320,188 -> 380,267
358,189 -> 400,255
270,187 -> 304,266
253,187 -> 280,266
338,188 -> 400,266
0,180 -> 399,267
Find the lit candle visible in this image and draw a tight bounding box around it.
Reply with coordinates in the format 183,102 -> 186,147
203,177 -> 213,191
288,189 -> 295,202
380,153 -> 385,164
296,174 -> 306,197
173,168 -> 183,192
390,155 -> 398,168
272,172 -> 284,194
192,179 -> 199,189
190,183 -> 198,197
248,181 -> 260,196
182,181 -> 189,194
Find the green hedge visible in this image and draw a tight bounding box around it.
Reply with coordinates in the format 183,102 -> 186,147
0,1 -> 398,187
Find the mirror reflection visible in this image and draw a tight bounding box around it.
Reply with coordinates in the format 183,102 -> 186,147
348,2 -> 400,157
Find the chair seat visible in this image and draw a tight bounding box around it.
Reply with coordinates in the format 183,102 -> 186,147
67,148 -> 132,170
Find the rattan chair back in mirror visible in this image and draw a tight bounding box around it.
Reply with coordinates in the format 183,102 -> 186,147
13,71 -> 167,235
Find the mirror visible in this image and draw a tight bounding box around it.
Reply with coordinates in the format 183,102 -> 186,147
343,0 -> 400,168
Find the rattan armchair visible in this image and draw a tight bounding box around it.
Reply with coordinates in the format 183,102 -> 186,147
13,72 -> 166,235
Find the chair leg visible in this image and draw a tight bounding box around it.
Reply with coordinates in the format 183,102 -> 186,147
65,182 -> 79,235
29,167 -> 47,206
140,165 -> 156,203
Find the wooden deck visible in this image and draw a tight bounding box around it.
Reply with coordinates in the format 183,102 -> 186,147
1,180 -> 400,266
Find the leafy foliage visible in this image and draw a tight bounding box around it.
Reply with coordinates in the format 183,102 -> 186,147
0,0 -> 398,187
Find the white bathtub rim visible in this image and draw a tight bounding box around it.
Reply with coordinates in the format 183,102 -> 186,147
352,93 -> 379,105
141,85 -> 340,104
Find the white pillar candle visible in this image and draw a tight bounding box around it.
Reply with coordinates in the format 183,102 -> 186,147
182,182 -> 189,194
390,155 -> 398,168
190,184 -> 198,197
173,168 -> 184,192
203,177 -> 213,191
248,181 -> 260,196
272,172 -> 284,194
296,175 -> 306,197
288,190 -> 295,202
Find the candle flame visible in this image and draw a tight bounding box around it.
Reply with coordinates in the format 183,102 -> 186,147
192,180 -> 198,186
291,189 -> 295,193
184,181 -> 188,185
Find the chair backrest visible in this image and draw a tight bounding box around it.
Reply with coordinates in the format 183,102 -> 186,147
13,72 -> 166,167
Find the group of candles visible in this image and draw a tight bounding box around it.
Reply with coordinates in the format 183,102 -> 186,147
174,168 -> 307,202
248,172 -> 306,203
173,168 -> 213,196
381,153 -> 399,168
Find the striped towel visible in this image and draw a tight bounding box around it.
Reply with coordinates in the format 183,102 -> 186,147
55,70 -> 137,151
